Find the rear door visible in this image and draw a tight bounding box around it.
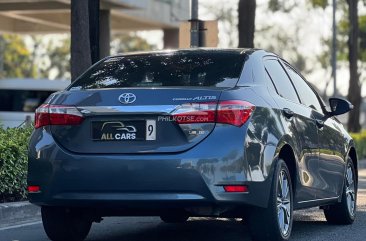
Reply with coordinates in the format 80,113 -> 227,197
283,63 -> 345,199
264,57 -> 318,203
316,117 -> 347,198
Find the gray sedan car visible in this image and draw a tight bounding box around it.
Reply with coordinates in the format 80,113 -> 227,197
28,49 -> 358,241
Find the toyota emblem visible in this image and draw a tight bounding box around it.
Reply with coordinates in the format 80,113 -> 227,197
118,93 -> 136,104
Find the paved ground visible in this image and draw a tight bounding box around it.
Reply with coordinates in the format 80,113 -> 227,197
1,161 -> 365,241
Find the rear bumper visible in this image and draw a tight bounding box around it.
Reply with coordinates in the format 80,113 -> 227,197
27,127 -> 273,216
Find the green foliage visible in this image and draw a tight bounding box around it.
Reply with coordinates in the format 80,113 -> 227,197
336,13 -> 366,62
111,33 -> 156,54
0,126 -> 33,202
268,0 -> 328,12
350,130 -> 366,159
34,33 -> 155,79
201,0 -> 238,47
0,34 -> 36,78
268,0 -> 281,11
310,0 -> 328,9
359,15 -> 366,61
41,37 -> 71,79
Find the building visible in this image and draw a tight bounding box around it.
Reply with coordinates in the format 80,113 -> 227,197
0,0 -> 190,51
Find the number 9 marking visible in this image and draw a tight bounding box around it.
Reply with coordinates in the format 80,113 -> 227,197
146,120 -> 156,140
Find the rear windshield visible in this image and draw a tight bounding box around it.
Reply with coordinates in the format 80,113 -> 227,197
69,51 -> 246,89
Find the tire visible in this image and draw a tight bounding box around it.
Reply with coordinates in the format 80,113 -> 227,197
324,157 -> 357,225
160,213 -> 189,223
247,159 -> 293,241
41,206 -> 92,241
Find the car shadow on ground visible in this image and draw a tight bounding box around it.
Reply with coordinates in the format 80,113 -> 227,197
89,218 -> 251,241
88,206 -> 366,241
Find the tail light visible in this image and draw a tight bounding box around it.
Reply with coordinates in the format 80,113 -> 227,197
35,104 -> 84,129
172,100 -> 255,127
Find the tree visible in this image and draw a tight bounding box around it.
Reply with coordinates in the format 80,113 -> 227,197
41,34 -> 154,79
238,0 -> 256,48
272,0 -> 364,132
201,1 -> 238,47
326,1 -> 364,132
41,38 -> 71,79
0,34 -> 35,78
71,0 -> 91,80
346,0 -> 361,132
110,33 -> 156,54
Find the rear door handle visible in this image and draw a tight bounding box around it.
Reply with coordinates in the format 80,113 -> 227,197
315,119 -> 324,128
282,108 -> 294,119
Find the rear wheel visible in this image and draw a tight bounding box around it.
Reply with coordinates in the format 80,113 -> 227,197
160,212 -> 189,223
41,206 -> 92,241
247,159 -> 293,241
324,158 -> 357,224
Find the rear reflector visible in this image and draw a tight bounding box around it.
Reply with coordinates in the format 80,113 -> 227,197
35,104 -> 84,129
223,185 -> 249,193
172,100 -> 255,127
28,185 -> 40,193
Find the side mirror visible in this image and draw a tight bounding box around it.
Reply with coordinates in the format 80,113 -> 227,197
328,98 -> 353,116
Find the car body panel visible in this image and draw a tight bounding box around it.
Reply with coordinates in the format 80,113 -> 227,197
316,116 -> 348,198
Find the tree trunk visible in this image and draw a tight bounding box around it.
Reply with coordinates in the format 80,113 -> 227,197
71,0 -> 92,81
347,0 -> 361,132
238,0 -> 256,48
99,9 -> 111,59
88,0 -> 100,64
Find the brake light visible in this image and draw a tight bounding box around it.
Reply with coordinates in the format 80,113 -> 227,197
28,185 -> 41,193
172,100 -> 255,127
217,100 -> 255,126
223,185 -> 249,193
35,104 -> 84,129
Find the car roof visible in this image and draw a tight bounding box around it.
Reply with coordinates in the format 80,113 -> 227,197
111,48 -> 257,58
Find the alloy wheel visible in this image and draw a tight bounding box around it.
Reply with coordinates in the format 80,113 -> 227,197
345,163 -> 356,216
277,169 -> 291,236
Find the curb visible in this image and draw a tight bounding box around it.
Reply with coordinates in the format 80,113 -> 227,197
0,201 -> 41,228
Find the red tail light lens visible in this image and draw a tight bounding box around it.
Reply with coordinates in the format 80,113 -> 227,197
28,185 -> 41,193
172,100 -> 255,127
217,100 -> 255,126
35,104 -> 84,129
223,185 -> 249,193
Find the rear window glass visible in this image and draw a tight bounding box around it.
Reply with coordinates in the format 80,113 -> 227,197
0,90 -> 53,112
69,52 -> 246,89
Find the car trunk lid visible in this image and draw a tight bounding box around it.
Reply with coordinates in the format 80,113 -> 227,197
47,88 -> 223,154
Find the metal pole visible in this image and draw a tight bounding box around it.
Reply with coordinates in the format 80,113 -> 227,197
331,0 -> 337,96
190,0 -> 199,47
191,0 -> 198,20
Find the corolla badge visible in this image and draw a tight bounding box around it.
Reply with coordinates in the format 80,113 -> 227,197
119,93 -> 136,104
